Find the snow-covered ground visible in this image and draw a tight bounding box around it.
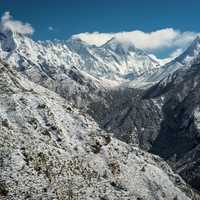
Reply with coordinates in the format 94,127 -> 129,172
0,58 -> 195,200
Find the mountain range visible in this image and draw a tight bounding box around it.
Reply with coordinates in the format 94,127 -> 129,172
1,25 -> 200,200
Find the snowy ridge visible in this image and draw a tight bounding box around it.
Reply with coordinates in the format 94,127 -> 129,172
127,36 -> 200,89
0,27 -> 160,82
148,36 -> 200,83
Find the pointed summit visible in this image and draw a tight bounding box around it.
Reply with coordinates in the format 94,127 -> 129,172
187,35 -> 200,51
102,37 -> 137,54
193,35 -> 200,42
67,37 -> 91,47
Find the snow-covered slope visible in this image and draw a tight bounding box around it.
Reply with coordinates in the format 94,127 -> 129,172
0,59 -> 195,200
0,26 -> 160,82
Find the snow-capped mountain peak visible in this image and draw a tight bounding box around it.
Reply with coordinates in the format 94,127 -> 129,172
101,37 -> 137,53
175,35 -> 200,65
66,37 -> 91,50
140,36 -> 200,84
0,30 -> 161,82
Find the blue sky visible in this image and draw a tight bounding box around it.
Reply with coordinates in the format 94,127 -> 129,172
0,0 -> 200,59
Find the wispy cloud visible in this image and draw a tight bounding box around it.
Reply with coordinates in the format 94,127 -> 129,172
0,11 -> 34,35
169,48 -> 184,58
72,29 -> 199,52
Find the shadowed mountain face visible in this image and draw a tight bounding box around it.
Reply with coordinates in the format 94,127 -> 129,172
146,63 -> 200,190
147,64 -> 200,159
87,87 -> 163,150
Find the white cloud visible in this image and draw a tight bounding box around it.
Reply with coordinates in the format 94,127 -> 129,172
0,11 -> 34,35
72,28 -> 199,51
169,48 -> 184,58
72,32 -> 112,46
48,26 -> 53,31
